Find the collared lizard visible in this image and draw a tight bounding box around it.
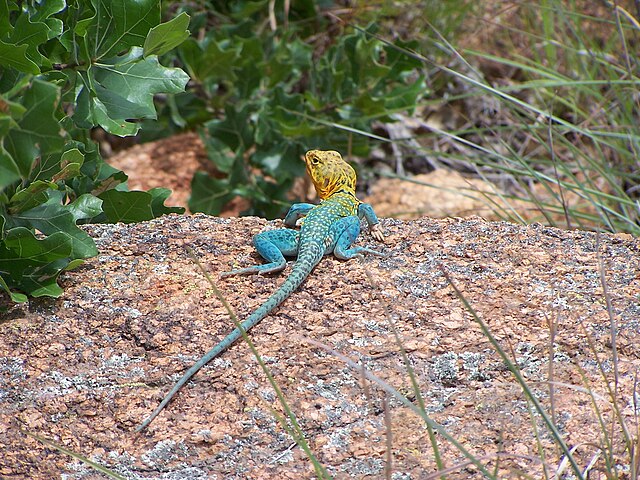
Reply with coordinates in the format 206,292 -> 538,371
136,149 -> 384,431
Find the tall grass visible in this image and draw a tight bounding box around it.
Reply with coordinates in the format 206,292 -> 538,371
360,1 -> 640,234
455,2 -> 638,233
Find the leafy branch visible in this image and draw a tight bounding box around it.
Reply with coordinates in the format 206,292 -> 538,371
0,0 -> 191,302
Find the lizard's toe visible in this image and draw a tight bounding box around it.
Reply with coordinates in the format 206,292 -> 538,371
370,224 -> 385,242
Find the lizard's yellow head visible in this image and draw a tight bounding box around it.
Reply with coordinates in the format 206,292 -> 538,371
304,150 -> 357,200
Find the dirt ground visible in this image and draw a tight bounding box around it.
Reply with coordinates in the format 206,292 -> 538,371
1,213 -> 638,479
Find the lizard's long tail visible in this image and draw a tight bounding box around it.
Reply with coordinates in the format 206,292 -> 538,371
136,250 -> 322,432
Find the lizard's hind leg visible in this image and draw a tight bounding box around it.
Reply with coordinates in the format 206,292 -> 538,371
221,228 -> 299,277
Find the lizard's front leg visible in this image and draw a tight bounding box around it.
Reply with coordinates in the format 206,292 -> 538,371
332,216 -> 385,260
357,202 -> 385,242
220,228 -> 299,277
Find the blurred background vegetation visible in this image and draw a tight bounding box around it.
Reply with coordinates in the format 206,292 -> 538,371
1,0 -> 639,300
141,0 -> 639,233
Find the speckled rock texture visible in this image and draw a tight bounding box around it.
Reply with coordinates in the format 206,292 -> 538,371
1,214 -> 638,479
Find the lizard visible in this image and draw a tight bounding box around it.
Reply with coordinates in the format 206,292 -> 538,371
136,149 -> 385,432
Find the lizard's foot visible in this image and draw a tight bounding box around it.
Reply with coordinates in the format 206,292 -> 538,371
220,262 -> 286,277
334,245 -> 385,260
360,246 -> 386,257
370,223 -> 385,242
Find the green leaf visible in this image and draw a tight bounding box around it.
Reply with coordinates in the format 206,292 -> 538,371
143,12 -> 190,57
59,1 -> 96,52
52,148 -> 84,183
4,79 -> 64,177
0,1 -> 12,35
7,192 -> 99,259
0,227 -> 72,298
149,188 -> 185,217
70,74 -> 93,129
229,0 -> 269,19
0,40 -> 40,74
0,95 -> 26,135
265,37 -> 312,88
189,173 -> 234,215
65,259 -> 85,271
67,193 -> 103,222
201,136 -> 235,173
30,0 -> 66,26
31,282 -> 63,298
99,189 -> 182,223
94,47 -> 190,118
77,47 -> 189,135
0,0 -> 65,70
384,39 -> 423,71
31,6 -> 65,47
87,0 -> 160,59
0,146 -> 21,190
8,181 -> 57,214
90,96 -> 140,136
233,36 -> 263,98
383,76 -> 428,111
0,275 -> 27,303
77,151 -> 128,196
252,143 -> 304,178
179,37 -> 241,82
205,104 -> 253,152
6,11 -> 51,68
3,227 -> 71,262
27,147 -> 85,185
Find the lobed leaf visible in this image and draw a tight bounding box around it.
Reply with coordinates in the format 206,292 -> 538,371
0,41 -> 40,74
99,189 -> 184,223
3,79 -> 64,178
72,47 -> 189,135
6,191 -> 100,259
94,47 -> 189,118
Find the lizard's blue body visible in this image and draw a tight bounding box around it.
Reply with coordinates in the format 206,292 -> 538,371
136,150 -> 384,431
